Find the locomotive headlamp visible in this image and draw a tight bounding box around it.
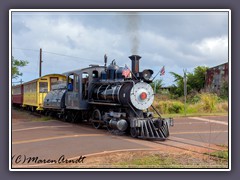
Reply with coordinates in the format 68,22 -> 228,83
130,82 -> 154,110
142,69 -> 153,82
140,92 -> 147,100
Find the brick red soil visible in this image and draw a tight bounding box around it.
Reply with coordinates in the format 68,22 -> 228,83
23,150 -> 228,169
12,108 -> 39,123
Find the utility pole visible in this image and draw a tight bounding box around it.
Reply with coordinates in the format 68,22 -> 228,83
39,48 -> 43,77
183,69 -> 187,116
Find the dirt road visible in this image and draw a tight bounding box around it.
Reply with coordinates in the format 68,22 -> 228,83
11,109 -> 228,169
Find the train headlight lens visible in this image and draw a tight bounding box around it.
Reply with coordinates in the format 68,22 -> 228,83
140,92 -> 147,100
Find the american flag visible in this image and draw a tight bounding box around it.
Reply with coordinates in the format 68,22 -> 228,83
122,65 -> 131,78
160,66 -> 165,76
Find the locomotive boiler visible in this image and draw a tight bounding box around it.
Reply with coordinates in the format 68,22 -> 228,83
43,55 -> 173,140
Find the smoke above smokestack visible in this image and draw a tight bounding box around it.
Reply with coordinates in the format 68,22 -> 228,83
126,13 -> 141,54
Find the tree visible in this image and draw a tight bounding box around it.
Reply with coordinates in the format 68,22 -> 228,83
187,66 -> 208,92
220,80 -> 228,99
12,56 -> 28,79
150,79 -> 163,94
169,66 -> 208,97
169,72 -> 184,97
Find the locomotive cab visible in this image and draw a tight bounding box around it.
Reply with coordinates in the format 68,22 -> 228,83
64,66 -> 105,110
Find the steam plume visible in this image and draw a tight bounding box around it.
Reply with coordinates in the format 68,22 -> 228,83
126,13 -> 141,54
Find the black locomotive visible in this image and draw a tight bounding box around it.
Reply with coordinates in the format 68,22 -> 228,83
43,55 -> 173,140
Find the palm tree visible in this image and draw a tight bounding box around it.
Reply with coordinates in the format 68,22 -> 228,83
150,79 -> 163,94
169,72 -> 184,97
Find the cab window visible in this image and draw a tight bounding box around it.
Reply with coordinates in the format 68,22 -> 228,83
92,70 -> 98,78
82,72 -> 89,99
67,75 -> 74,91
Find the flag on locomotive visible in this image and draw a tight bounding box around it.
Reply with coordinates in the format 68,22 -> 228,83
160,66 -> 165,76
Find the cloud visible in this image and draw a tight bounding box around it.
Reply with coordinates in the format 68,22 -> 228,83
140,12 -> 228,42
11,11 -> 229,86
12,20 -> 30,35
138,30 -> 228,70
193,36 -> 228,63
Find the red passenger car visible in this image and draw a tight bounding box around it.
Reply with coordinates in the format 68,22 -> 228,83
12,84 -> 23,106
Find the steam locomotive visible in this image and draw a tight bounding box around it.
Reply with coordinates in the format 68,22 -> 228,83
42,55 -> 173,140
13,55 -> 173,140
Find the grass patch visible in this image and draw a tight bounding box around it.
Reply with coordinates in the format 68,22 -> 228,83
49,151 -> 229,168
115,154 -> 183,168
152,92 -> 228,116
207,150 -> 228,160
152,101 -> 184,114
113,153 -> 228,168
161,112 -> 228,118
198,93 -> 218,113
217,144 -> 228,148
32,116 -> 53,122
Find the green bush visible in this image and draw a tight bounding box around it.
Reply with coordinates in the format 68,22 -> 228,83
199,93 -> 218,113
152,92 -> 228,114
168,102 -> 184,113
153,101 -> 184,114
220,80 -> 228,99
186,104 -> 199,114
190,94 -> 201,104
215,102 -> 228,112
221,102 -> 228,111
154,101 -> 168,114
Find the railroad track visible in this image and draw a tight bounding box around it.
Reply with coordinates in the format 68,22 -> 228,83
168,137 -> 221,151
149,137 -> 228,161
12,107 -> 228,162
29,111 -> 42,117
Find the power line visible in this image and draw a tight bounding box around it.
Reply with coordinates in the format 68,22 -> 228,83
12,47 -> 99,63
43,50 -> 98,62
13,47 -> 39,52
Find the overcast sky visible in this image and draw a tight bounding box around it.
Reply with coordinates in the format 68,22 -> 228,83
11,11 -> 229,86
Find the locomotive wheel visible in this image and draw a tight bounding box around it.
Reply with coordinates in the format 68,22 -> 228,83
130,127 -> 140,138
64,112 -> 73,123
45,111 -> 49,116
91,109 -> 102,129
57,113 -> 63,120
64,113 -> 69,122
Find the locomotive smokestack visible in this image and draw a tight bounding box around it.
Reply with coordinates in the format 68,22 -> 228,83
129,55 -> 141,74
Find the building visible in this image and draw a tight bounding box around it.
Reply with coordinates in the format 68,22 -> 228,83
205,62 -> 228,94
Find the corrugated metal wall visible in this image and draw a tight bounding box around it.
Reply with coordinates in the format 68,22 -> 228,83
205,62 -> 228,94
